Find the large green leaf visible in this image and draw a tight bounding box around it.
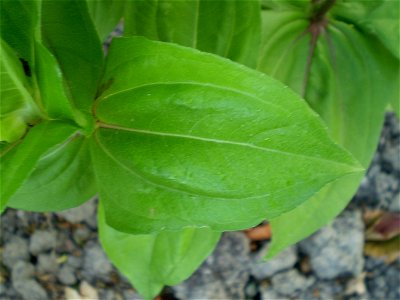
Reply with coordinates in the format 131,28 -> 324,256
7,135 -> 96,212
0,39 -> 41,143
0,0 -> 40,64
41,0 -> 104,112
87,0 -> 124,42
0,121 -> 78,211
124,0 -> 261,67
98,204 -> 220,300
258,4 -> 399,257
90,36 -> 363,234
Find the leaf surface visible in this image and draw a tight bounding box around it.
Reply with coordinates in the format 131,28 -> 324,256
41,0 -> 103,112
0,0 -> 40,64
0,121 -> 78,211
8,135 -> 96,211
0,39 -> 40,143
34,41 -> 76,121
98,203 -> 220,300
331,0 -> 400,59
124,0 -> 261,67
91,37 -> 362,234
257,6 -> 399,257
87,0 -> 124,42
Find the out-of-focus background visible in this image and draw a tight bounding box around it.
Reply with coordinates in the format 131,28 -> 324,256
1,112 -> 399,300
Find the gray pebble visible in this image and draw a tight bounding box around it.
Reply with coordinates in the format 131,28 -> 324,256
297,279 -> 344,300
123,289 -> 144,300
73,226 -> 92,244
66,255 -> 83,269
300,210 -> 364,279
57,265 -> 77,285
29,230 -> 56,255
389,192 -> 400,212
260,284 -> 281,300
83,243 -> 112,279
11,261 -> 34,282
13,279 -> 48,300
56,199 -> 97,226
37,253 -> 59,274
271,269 -> 315,297
250,243 -> 297,279
2,237 -> 29,269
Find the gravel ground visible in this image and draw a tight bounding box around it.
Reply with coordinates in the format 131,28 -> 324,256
0,112 -> 399,300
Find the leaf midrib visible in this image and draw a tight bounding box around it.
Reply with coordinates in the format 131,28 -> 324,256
97,121 -> 361,171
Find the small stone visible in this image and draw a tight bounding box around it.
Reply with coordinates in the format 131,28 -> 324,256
56,199 -> 97,226
83,243 -> 112,280
375,173 -> 398,206
37,253 -> 59,274
271,269 -> 315,297
66,255 -> 83,269
11,261 -> 34,282
389,192 -> 400,212
250,243 -> 297,279
13,279 -> 48,300
297,279 -> 344,300
123,289 -> 144,300
300,210 -> 364,279
57,265 -> 77,285
29,230 -> 57,255
99,289 -> 117,300
2,236 -> 29,269
79,281 -> 99,299
73,227 -> 92,244
260,284 -> 280,300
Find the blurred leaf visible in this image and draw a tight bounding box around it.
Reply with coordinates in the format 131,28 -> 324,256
0,121 -> 78,211
331,0 -> 400,59
0,0 -> 40,64
41,0 -> 104,112
87,0 -> 124,42
98,203 -> 220,300
0,39 -> 41,143
365,211 -> 400,241
8,135 -> 96,211
34,41 -> 76,120
124,0 -> 261,67
258,3 -> 399,258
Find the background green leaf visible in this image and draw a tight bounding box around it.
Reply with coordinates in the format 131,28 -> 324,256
0,39 -> 41,143
87,0 -> 125,42
91,36 -> 362,234
258,3 -> 399,257
41,0 -> 104,112
7,135 -> 96,212
98,203 -> 220,300
331,0 -> 400,59
0,121 -> 78,211
124,0 -> 261,67
0,0 -> 40,65
34,41 -> 76,121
